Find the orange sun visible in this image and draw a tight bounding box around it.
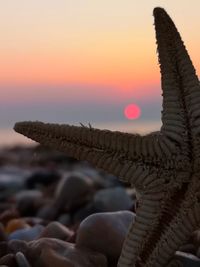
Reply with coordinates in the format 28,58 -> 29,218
124,103 -> 141,120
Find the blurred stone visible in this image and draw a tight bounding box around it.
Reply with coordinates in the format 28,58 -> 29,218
58,214 -> 71,226
26,238 -> 107,267
179,243 -> 196,255
0,208 -> 19,226
41,172 -> 94,220
174,251 -> 200,266
8,225 -> 44,241
8,240 -> 28,255
36,204 -> 57,220
0,167 -> 26,200
0,222 -> 7,241
25,171 -> 60,189
23,217 -> 48,227
75,166 -> 108,190
73,203 -> 99,224
6,219 -> 30,234
0,253 -> 17,266
76,211 -> 135,264
15,252 -> 31,267
92,187 -> 133,212
14,190 -> 43,216
0,241 -> 9,258
55,172 -> 94,208
101,173 -> 123,188
39,221 -> 73,241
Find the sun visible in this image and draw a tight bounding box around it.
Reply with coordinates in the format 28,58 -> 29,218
124,103 -> 141,120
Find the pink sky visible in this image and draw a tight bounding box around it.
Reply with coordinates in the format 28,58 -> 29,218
0,1 -> 200,135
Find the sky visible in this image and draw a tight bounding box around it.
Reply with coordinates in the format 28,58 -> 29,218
1,0 -> 200,144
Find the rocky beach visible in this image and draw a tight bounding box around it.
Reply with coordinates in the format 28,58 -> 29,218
0,145 -> 198,266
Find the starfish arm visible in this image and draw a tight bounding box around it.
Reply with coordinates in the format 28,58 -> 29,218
14,121 -> 166,187
118,191 -> 164,267
166,259 -> 182,267
154,8 -> 200,143
142,173 -> 200,267
143,203 -> 200,267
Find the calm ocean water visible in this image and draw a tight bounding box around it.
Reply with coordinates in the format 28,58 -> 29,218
0,120 -> 161,147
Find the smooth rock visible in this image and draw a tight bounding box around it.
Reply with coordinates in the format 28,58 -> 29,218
25,171 -> 60,189
23,217 -> 47,227
174,251 -> 200,266
0,167 -> 26,200
76,211 -> 135,264
58,214 -> 71,226
75,166 -> 108,189
0,208 -> 19,226
15,252 -> 31,267
14,190 -> 42,203
0,253 -> 17,266
39,221 -> 73,241
26,238 -> 107,267
36,203 -> 58,220
179,243 -> 196,255
0,241 -> 9,258
50,172 -> 94,219
8,225 -> 44,241
0,222 -> 7,241
100,173 -> 123,188
8,240 -> 29,255
73,203 -> 99,224
92,187 -> 133,212
6,219 -> 30,234
14,190 -> 43,216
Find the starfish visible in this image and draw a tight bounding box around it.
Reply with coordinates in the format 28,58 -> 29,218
14,7 -> 200,267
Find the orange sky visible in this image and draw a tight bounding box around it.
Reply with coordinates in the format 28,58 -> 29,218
1,1 -> 200,106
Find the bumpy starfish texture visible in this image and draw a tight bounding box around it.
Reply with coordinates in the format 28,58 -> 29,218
14,7 -> 200,267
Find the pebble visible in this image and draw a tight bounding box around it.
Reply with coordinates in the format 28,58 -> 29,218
36,203 -> 56,220
76,211 -> 135,264
6,219 -> 30,234
0,208 -> 19,226
0,223 -> 7,241
25,171 -> 60,189
27,238 -> 107,267
39,221 -> 73,241
0,242 -> 9,258
92,187 -> 133,212
23,217 -> 47,227
0,146 -> 200,266
15,252 -> 31,267
179,243 -> 196,255
8,240 -> 28,255
57,214 -> 71,226
101,173 -> 123,188
75,166 -> 108,189
0,253 -> 16,266
73,202 -> 99,224
14,190 -> 43,216
8,225 -> 44,241
0,167 -> 26,200
42,172 -> 95,220
174,251 -> 200,266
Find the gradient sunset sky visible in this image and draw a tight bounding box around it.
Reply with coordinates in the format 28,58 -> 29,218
1,1 -> 200,143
